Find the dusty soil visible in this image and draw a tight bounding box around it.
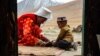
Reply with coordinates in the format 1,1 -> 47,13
18,29 -> 82,56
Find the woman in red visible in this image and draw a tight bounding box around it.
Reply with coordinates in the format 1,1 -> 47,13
18,7 -> 52,46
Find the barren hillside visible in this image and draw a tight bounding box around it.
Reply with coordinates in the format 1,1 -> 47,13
41,0 -> 83,30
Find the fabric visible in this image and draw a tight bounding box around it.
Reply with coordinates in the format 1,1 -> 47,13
56,25 -> 73,43
57,17 -> 67,21
34,7 -> 52,19
54,40 -> 71,50
18,14 -> 48,46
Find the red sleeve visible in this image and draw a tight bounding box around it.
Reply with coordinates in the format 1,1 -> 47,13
40,34 -> 50,42
31,25 -> 49,42
18,34 -> 39,46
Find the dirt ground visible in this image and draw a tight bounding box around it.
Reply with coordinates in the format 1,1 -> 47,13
18,46 -> 82,56
18,28 -> 82,56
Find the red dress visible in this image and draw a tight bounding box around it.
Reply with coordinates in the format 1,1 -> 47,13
18,14 -> 48,46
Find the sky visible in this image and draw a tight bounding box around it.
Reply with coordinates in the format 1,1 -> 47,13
17,0 -> 23,3
52,0 -> 74,3
17,0 -> 74,3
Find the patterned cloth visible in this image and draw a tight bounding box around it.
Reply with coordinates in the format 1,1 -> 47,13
18,14 -> 48,46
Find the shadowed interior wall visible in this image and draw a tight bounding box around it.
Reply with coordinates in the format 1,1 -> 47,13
84,0 -> 100,56
0,0 -> 17,56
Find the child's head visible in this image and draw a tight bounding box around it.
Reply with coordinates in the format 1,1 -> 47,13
57,17 -> 67,28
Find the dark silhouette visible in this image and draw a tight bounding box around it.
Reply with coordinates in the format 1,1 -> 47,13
84,0 -> 100,56
0,0 -> 17,56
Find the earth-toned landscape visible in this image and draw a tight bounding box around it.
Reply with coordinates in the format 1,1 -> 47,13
18,0 -> 83,56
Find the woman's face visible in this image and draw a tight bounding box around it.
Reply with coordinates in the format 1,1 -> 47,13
57,21 -> 67,28
37,16 -> 47,24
